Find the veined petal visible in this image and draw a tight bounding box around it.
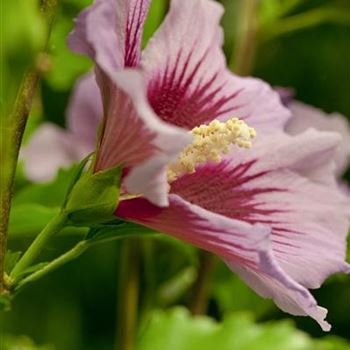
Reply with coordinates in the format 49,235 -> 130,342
116,194 -> 271,261
142,0 -> 290,129
116,194 -> 325,327
21,123 -> 88,182
118,0 -> 151,67
115,129 -> 349,329
67,0 -> 150,72
249,129 -> 343,188
226,261 -> 332,331
170,130 -> 350,287
168,130 -> 349,328
68,0 -> 121,73
95,69 -> 192,206
286,101 -> 350,176
66,72 -> 102,147
116,195 -> 271,263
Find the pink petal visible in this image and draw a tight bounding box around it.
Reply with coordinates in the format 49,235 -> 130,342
286,101 -> 350,176
95,69 -> 192,206
116,194 -> 271,262
249,129 -> 343,188
68,0 -> 121,73
21,124 -> 88,182
66,72 -> 102,147
118,0 -> 151,67
274,86 -> 295,106
142,0 -> 290,129
116,194 -> 327,328
68,0 -> 151,72
116,129 -> 349,329
170,130 -> 349,288
226,261 -> 331,331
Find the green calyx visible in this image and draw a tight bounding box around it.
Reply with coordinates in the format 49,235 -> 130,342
64,166 -> 122,226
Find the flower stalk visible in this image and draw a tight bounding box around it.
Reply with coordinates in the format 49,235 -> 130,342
116,239 -> 140,350
0,0 -> 59,292
0,71 -> 39,292
10,211 -> 68,280
15,240 -> 89,290
231,0 -> 259,75
189,251 -> 216,315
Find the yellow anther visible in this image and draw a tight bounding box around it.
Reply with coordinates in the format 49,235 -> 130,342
167,117 -> 256,182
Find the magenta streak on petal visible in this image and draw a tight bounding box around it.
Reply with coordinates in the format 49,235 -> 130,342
116,193 -> 320,317
125,0 -> 147,67
116,195 -> 271,269
95,85 -> 157,171
170,160 -> 308,252
171,160 -> 287,221
147,47 -> 243,129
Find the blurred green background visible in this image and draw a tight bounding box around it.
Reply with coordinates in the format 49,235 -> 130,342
1,0 -> 349,349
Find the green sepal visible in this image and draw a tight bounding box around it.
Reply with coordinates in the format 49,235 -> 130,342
86,219 -> 158,244
62,153 -> 93,207
64,166 -> 122,226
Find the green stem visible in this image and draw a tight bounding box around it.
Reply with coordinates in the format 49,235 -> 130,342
0,71 -> 41,292
0,0 -> 58,292
141,240 -> 156,313
15,240 -> 89,290
14,231 -> 151,291
189,251 -> 216,315
10,211 -> 67,279
230,0 -> 259,75
261,7 -> 349,42
158,266 -> 197,306
116,239 -> 140,350
276,0 -> 304,18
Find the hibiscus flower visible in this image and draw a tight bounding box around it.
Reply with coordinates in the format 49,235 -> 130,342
23,0 -> 349,330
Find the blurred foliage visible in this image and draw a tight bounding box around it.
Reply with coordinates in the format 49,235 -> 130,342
45,14 -> 92,90
2,0 -> 350,349
9,167 -> 77,237
3,335 -> 52,350
137,308 -> 350,350
1,0 -> 45,117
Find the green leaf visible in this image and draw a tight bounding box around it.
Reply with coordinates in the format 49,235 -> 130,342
1,0 -> 46,116
13,166 -> 80,207
4,251 -> 22,274
9,204 -> 59,237
137,308 -> 350,350
65,166 -> 122,225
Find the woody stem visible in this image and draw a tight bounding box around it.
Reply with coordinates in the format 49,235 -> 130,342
0,0 -> 58,292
